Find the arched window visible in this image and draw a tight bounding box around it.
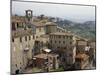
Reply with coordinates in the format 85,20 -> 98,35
12,22 -> 16,30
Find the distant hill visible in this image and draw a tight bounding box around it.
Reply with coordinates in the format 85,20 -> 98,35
55,19 -> 96,40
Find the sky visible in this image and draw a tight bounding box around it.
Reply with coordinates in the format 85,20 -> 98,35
12,1 -> 96,23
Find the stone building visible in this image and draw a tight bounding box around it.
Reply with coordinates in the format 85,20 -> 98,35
76,37 -> 88,54
11,9 -> 35,74
11,9 -> 95,74
49,32 -> 77,66
11,29 -> 35,74
33,53 -> 59,71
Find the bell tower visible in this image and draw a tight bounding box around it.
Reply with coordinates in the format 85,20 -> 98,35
25,9 -> 33,21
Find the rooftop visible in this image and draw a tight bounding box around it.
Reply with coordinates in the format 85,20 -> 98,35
76,36 -> 88,41
12,16 -> 28,23
75,53 -> 89,60
32,21 -> 57,27
49,32 -> 74,36
12,29 -> 33,38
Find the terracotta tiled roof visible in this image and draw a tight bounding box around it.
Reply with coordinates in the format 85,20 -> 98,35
75,53 -> 89,60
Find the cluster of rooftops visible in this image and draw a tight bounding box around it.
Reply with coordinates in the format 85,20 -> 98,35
11,14 -> 89,41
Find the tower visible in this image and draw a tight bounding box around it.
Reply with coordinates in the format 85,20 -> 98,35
25,9 -> 33,21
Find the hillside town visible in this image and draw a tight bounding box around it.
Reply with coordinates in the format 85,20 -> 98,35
11,10 -> 96,74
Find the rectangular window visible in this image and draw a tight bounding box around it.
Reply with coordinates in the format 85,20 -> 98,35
36,36 -> 38,38
59,41 -> 61,44
20,37 -> 22,43
15,64 -> 17,68
12,38 -> 14,42
55,40 -> 56,43
70,41 -> 72,45
50,40 -> 52,43
64,47 -> 66,49
63,36 -> 65,39
17,22 -> 19,28
25,36 -> 27,41
69,36 -> 72,39
59,35 -> 61,38
63,41 -> 65,44
57,46 -> 60,49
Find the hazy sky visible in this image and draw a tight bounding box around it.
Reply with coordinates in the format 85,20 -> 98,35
12,1 -> 95,23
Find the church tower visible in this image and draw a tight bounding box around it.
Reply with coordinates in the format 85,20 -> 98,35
25,9 -> 33,22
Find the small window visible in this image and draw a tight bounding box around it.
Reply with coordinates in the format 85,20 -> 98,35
64,47 -> 66,49
17,22 -> 19,28
36,36 -> 38,38
55,41 -> 56,43
15,64 -> 17,67
59,41 -> 61,44
63,36 -> 65,39
70,41 -> 72,45
49,57 -> 52,60
12,38 -> 14,42
25,36 -> 27,41
63,41 -> 65,44
69,36 -> 72,39
57,46 -> 60,48
59,35 -> 61,38
50,40 -> 52,43
20,37 -> 22,43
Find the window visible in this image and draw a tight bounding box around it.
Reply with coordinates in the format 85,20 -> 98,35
69,36 -> 72,39
59,41 -> 61,44
15,64 -> 17,68
57,46 -> 60,49
25,36 -> 27,41
20,37 -> 22,43
70,41 -> 72,45
63,36 -> 65,39
55,41 -> 56,43
64,47 -> 66,49
59,35 -> 61,38
63,41 -> 65,44
12,22 -> 16,30
50,40 -> 52,43
12,38 -> 14,42
36,36 -> 38,38
49,57 -> 52,60
29,36 -> 31,40
17,22 -> 19,28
